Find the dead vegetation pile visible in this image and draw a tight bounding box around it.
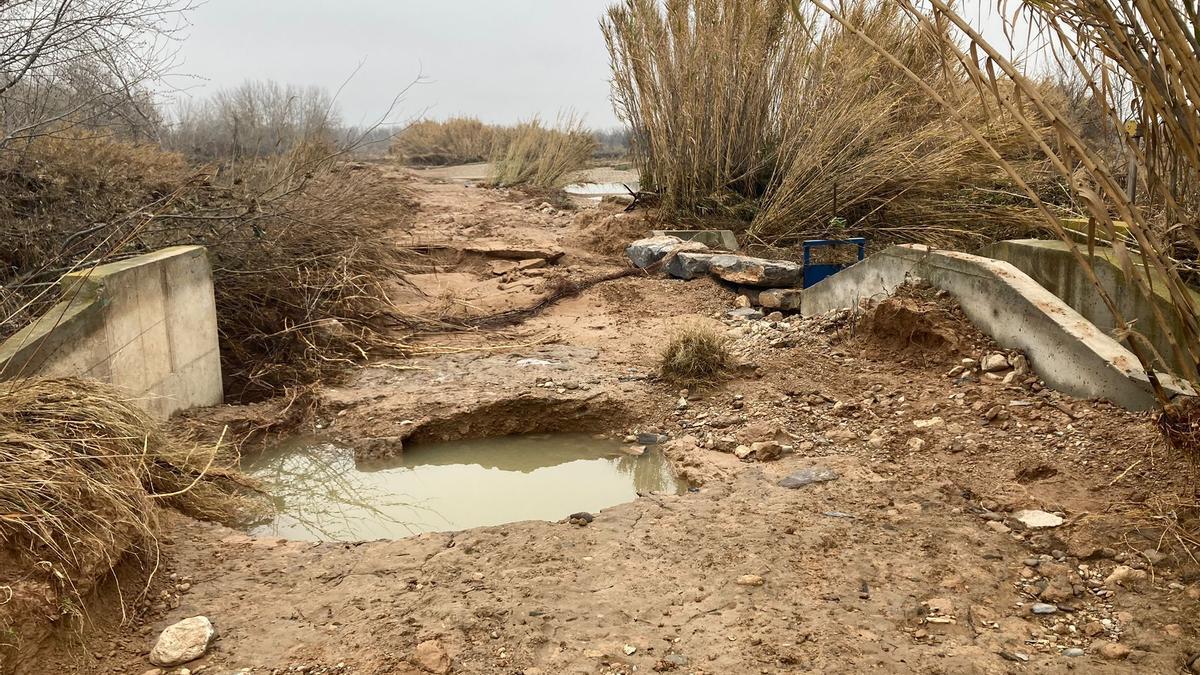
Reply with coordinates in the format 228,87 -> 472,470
391,117 -> 503,166
0,134 -> 416,402
0,377 -> 263,667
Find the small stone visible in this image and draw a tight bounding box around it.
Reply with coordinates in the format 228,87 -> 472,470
749,441 -> 783,462
1104,565 -> 1147,588
414,639 -> 451,674
734,445 -> 754,460
778,467 -> 839,489
735,575 -> 765,587
906,437 -> 926,452
981,353 -> 1010,372
1063,648 -> 1085,658
1098,642 -> 1130,660
1031,603 -> 1058,615
622,445 -> 647,456
734,295 -> 752,309
149,616 -> 215,667
912,417 -> 944,429
1012,509 -> 1064,529
623,644 -> 638,656
985,520 -> 1010,534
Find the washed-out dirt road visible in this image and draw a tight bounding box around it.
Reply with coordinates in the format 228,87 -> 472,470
35,166 -> 1200,674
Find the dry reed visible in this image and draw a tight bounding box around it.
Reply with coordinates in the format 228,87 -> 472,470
488,116 -> 596,189
659,323 -> 734,385
391,117 -> 503,166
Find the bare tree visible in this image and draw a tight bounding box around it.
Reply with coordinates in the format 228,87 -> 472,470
0,0 -> 192,149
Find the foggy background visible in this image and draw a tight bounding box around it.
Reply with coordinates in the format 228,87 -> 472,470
174,0 -> 623,129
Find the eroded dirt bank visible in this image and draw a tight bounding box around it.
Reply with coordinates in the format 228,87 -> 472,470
33,167 -> 1200,674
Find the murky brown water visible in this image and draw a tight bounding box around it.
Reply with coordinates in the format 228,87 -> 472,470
244,433 -> 685,541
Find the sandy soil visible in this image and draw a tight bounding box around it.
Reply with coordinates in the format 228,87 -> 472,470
30,166 -> 1200,675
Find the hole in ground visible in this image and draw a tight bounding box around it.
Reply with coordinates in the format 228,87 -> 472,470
244,432 -> 686,541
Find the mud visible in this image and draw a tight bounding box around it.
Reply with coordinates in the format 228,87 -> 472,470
28,165 -> 1200,675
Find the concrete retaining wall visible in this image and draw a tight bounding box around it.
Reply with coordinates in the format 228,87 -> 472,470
800,244 -> 1193,410
979,239 -> 1200,378
0,246 -> 223,418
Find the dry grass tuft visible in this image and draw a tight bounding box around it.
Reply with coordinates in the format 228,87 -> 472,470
488,117 -> 596,189
0,377 -> 263,658
659,323 -> 734,385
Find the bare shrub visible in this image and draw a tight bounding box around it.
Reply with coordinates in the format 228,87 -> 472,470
391,117 -> 501,166
659,323 -> 733,385
164,80 -> 339,162
488,116 -> 596,189
0,0 -> 190,149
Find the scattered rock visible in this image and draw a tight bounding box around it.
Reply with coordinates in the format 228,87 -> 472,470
1031,603 -> 1058,615
906,437 -> 926,452
749,441 -> 784,462
622,445 -> 646,456
627,236 -> 702,269
623,644 -> 638,656
665,252 -> 715,280
734,445 -> 754,460
149,616 -> 215,667
414,639 -> 451,674
1012,510 -> 1065,529
778,467 -> 839,489
707,254 -> 803,287
637,433 -> 669,446
1063,648 -> 1085,658
734,295 -> 753,309
568,512 -> 595,527
913,417 -> 944,429
981,353 -> 1010,372
758,288 -> 803,310
1104,565 -> 1148,589
735,575 -> 765,587
1098,642 -> 1131,660
727,307 -> 764,320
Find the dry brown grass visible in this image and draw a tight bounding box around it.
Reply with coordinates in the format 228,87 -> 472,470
488,117 -> 596,189
0,134 -> 417,402
603,0 -> 1059,246
0,377 -> 263,663
659,323 -> 734,385
391,117 -> 503,166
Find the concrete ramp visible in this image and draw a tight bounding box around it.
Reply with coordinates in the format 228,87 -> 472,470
801,244 -> 1193,410
0,246 -> 223,418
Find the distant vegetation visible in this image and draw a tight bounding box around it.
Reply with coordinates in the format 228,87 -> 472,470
392,115 -> 599,189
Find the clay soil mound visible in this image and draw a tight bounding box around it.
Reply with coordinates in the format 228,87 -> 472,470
857,283 -> 990,362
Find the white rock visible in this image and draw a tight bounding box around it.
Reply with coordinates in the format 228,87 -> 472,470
913,417 -> 944,429
981,353 -> 1010,372
149,616 -> 215,667
1012,509 -> 1064,529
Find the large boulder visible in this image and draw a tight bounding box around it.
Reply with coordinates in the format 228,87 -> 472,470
707,254 -> 803,287
666,252 -> 716,280
626,236 -> 709,269
149,616 -> 215,667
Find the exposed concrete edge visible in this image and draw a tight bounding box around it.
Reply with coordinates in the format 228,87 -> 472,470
800,244 -> 1194,410
0,287 -> 105,380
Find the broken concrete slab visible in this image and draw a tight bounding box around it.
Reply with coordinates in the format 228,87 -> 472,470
707,254 -> 803,288
627,236 -> 710,269
651,229 -> 739,251
1012,509 -> 1064,529
759,288 -> 803,311
464,242 -> 565,261
779,467 -> 839,489
666,252 -> 715,280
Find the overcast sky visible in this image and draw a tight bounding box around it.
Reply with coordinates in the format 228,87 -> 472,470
174,0 -> 623,129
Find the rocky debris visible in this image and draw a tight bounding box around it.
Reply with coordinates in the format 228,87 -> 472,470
759,288 -> 803,310
1098,642 -> 1131,660
149,616 -> 215,667
735,575 -> 765,587
622,644 -> 638,656
779,467 -> 839,489
707,254 -> 803,287
626,236 -> 708,269
665,252 -> 714,280
1104,565 -> 1148,589
1031,603 -> 1058,615
414,639 -> 451,674
636,432 -> 670,445
1012,509 -> 1065,529
981,353 -> 1011,372
465,242 -> 564,261
727,307 -> 763,320
750,441 -> 784,461
568,512 -> 595,527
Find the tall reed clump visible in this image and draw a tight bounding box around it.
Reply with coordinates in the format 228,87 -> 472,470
391,117 -> 502,166
602,0 -> 1056,244
488,117 -> 597,189
792,0 -> 1200,445
603,0 -> 799,216
0,377 -> 262,666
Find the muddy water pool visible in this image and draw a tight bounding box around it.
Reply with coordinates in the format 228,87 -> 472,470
245,433 -> 685,541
